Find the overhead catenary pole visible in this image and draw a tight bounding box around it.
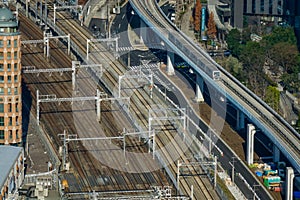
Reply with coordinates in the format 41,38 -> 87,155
97,89 -> 101,121
45,34 -> 70,58
26,0 -> 28,17
214,155 -> 217,189
68,34 -> 70,55
37,90 -> 40,125
190,185 -> 193,200
40,0 -> 43,25
54,4 -> 56,25
86,39 -> 90,60
229,157 -> 236,184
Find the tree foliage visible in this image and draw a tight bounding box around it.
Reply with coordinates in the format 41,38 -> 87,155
226,29 -> 242,57
281,72 -> 300,93
207,12 -> 217,39
222,56 -> 244,80
194,0 -> 202,32
239,41 -> 265,71
262,26 -> 297,47
269,42 -> 299,72
264,86 -> 280,112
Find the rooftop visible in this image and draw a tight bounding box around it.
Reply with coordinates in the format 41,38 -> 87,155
0,146 -> 23,188
0,6 -> 18,27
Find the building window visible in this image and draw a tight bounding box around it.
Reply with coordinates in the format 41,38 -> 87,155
7,76 -> 11,83
0,52 -> 3,59
252,0 -> 256,13
7,52 -> 11,59
260,0 -> 264,12
14,75 -> 17,83
9,117 -> 12,126
8,103 -> 11,112
0,88 -> 4,95
8,88 -> 11,95
0,104 -> 3,112
9,130 -> 12,139
7,40 -> 11,47
16,116 -> 19,126
0,40 -> 3,48
269,0 -> 273,14
14,88 -> 18,95
7,63 -> 11,71
14,64 -> 17,71
0,76 -> 4,83
14,40 -> 17,48
16,130 -> 19,139
0,117 -> 4,126
15,103 -> 18,112
14,52 -> 17,59
0,130 -> 4,139
0,64 -> 3,71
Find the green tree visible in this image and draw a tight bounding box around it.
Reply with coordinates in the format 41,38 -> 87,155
239,41 -> 265,71
262,26 -> 297,48
264,86 -> 280,112
281,72 -> 300,93
223,56 -> 244,80
226,29 -> 242,57
269,42 -> 299,72
239,41 -> 266,94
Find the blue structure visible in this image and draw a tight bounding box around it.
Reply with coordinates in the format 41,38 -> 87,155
201,7 -> 206,32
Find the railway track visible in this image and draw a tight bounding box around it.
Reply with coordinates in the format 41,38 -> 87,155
18,1 -> 220,199
20,13 -> 170,195
130,0 -> 300,167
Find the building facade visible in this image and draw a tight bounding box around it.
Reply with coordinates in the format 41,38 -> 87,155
0,7 -> 22,145
0,146 -> 25,200
230,0 -> 285,28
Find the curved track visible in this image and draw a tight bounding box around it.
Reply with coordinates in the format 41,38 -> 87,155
129,0 -> 300,171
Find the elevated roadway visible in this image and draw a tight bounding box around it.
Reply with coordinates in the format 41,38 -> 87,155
129,0 -> 300,174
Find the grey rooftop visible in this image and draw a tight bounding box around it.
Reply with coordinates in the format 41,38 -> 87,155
0,146 -> 23,189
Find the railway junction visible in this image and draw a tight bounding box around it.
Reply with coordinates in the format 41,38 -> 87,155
15,1 -> 223,199
3,0 -> 298,199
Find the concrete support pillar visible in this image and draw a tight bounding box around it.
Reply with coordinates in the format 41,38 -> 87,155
246,124 -> 256,165
140,19 -> 147,44
236,109 -> 245,130
285,167 -> 294,200
195,74 -> 204,102
166,51 -> 175,75
273,145 -> 280,163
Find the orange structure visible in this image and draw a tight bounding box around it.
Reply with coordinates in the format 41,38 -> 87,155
0,6 -> 22,145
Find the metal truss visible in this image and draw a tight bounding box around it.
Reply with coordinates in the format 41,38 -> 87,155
148,107 -> 186,136
21,31 -> 70,58
54,4 -> 83,26
177,156 -> 218,193
21,40 -> 44,45
36,89 -> 130,125
86,37 -> 119,60
118,68 -> 153,98
59,128 -> 154,170
22,61 -> 103,90
44,32 -> 71,57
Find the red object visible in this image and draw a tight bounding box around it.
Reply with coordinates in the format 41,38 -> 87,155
273,187 -> 281,192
